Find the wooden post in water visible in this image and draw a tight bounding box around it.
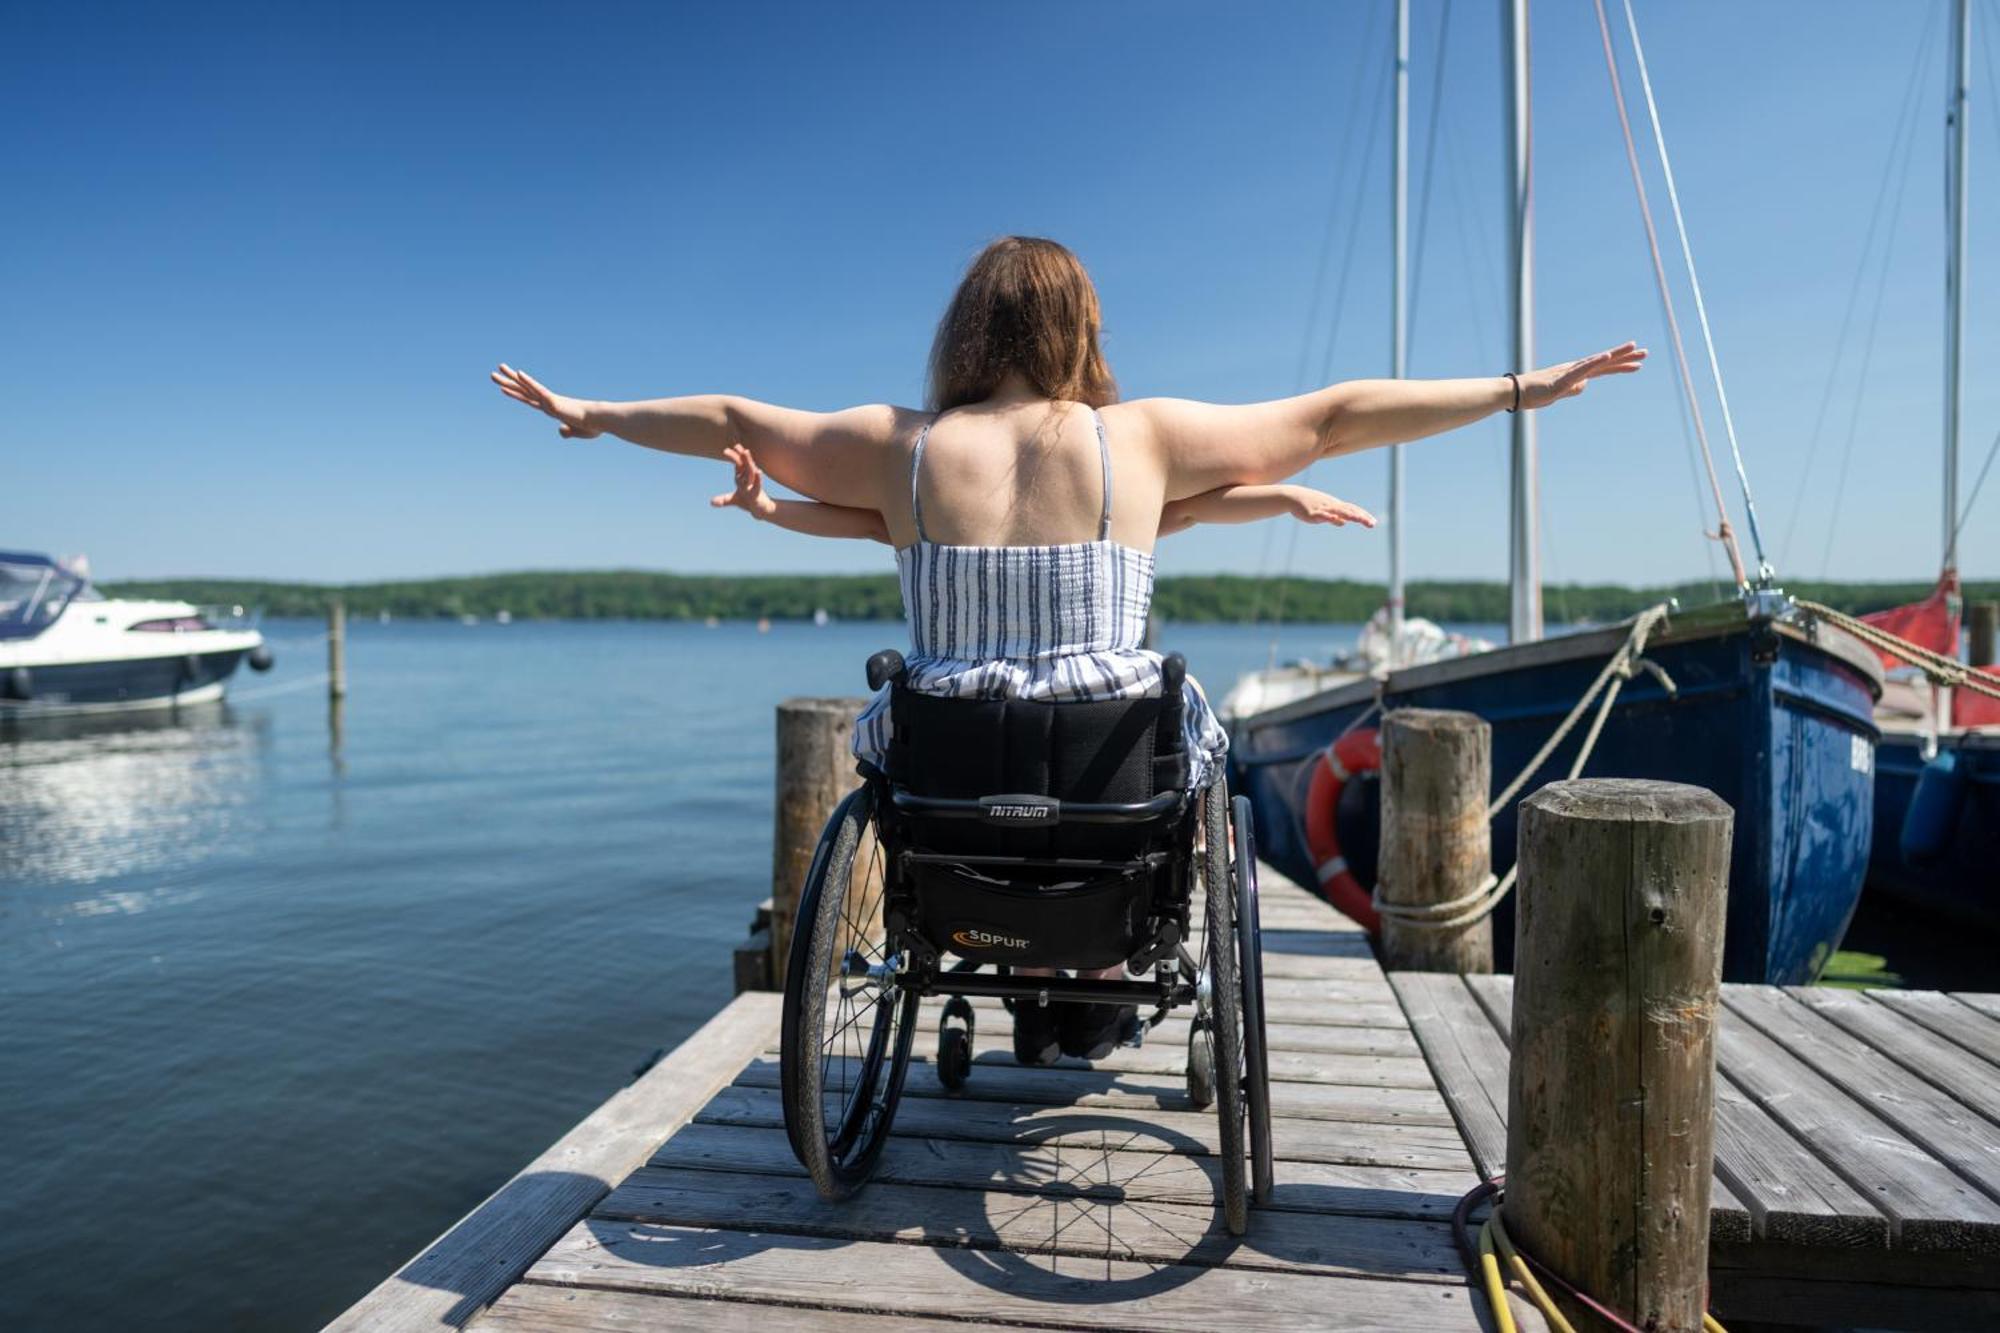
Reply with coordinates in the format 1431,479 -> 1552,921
1377,708 -> 1493,972
1506,778 -> 1732,1332
1971,601 -> 1997,669
328,599 -> 347,700
771,698 -> 866,987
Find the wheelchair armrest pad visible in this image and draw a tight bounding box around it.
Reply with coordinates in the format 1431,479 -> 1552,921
867,648 -> 908,692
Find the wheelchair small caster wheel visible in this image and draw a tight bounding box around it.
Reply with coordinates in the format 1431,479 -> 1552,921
1186,1021 -> 1216,1109
937,996 -> 975,1091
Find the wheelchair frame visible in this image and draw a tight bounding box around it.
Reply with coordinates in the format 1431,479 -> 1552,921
778,649 -> 1273,1235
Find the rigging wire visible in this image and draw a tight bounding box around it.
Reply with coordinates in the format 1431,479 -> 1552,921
1405,0 -> 1455,361
1592,0 -> 1747,587
1620,0 -> 1775,581
1779,2 -> 1940,568
1263,27 -> 1395,648
1954,423 -> 2000,549
1819,93 -> 1928,579
1249,3 -> 1389,650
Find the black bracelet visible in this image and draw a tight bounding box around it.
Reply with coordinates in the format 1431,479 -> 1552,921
1504,371 -> 1522,413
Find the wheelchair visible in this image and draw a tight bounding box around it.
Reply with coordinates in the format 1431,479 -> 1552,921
778,648 -> 1274,1235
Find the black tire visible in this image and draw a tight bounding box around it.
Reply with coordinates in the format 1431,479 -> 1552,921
779,785 -> 918,1200
937,996 -> 974,1091
1233,794 -> 1275,1206
1185,1020 -> 1216,1110
1200,779 -> 1249,1236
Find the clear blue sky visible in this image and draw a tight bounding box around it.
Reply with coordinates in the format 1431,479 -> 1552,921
7,1 -> 1996,587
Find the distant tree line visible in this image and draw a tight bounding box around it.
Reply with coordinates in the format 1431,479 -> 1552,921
100,570 -> 1999,624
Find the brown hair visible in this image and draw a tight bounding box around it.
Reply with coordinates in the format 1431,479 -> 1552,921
925,236 -> 1118,412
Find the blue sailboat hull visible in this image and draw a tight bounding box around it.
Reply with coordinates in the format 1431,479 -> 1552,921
1230,603 -> 1883,984
1867,730 -> 2000,932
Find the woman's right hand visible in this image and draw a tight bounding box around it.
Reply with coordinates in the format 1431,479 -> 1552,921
491,364 -> 601,439
709,443 -> 778,520
1516,342 -> 1647,410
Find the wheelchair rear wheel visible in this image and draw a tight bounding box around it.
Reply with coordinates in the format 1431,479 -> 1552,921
1233,794 -> 1275,1205
1199,779 -> 1250,1235
780,785 -> 919,1201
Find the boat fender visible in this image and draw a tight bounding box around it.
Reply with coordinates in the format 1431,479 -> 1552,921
1303,728 -> 1382,932
248,645 -> 275,672
181,653 -> 202,681
3,666 -> 30,700
1899,749 -> 1967,865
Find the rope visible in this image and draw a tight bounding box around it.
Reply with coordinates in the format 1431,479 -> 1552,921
225,671 -> 335,703
1455,1180 -> 1730,1333
1796,599 -> 2000,701
1591,0 -> 1747,587
1620,0 -> 1773,583
1372,605 -> 1675,931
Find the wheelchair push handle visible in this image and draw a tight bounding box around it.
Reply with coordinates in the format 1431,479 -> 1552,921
866,649 -> 908,692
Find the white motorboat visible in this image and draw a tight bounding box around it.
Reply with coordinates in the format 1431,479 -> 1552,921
0,551 -> 272,716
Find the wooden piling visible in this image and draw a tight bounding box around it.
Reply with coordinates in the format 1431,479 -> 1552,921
1971,601 -> 1997,669
1506,778 -> 1732,1333
771,698 -> 866,987
1376,708 -> 1493,973
328,599 -> 347,700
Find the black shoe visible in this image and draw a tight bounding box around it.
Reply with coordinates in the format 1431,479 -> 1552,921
1012,1000 -> 1063,1066
1059,1002 -> 1137,1061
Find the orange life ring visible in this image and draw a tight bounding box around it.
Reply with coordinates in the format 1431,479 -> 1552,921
1304,727 -> 1382,931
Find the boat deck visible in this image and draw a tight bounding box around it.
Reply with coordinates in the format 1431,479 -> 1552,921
333,869 -> 1542,1331
1391,970 -> 2000,1330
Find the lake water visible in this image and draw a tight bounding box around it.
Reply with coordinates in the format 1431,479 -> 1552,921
0,616 -> 1379,1330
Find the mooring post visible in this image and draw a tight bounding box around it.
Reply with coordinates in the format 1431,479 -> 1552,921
1377,708 -> 1493,972
1971,601 -> 1997,669
771,698 -> 867,987
1506,778 -> 1732,1332
328,599 -> 347,700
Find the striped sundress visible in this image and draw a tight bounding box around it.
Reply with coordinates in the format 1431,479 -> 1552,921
853,406 -> 1229,790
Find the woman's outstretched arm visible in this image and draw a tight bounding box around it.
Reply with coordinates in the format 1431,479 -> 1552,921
1128,343 -> 1645,500
710,444 -> 891,543
491,365 -> 911,509
1158,484 -> 1376,536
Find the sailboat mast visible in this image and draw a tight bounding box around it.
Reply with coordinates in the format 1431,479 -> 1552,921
1946,0 -> 1970,573
1505,0 -> 1542,642
1389,0 -> 1409,663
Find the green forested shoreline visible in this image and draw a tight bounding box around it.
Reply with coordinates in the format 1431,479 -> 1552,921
100,571 -> 1997,624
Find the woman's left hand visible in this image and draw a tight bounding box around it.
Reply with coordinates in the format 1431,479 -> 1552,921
1518,342 -> 1647,409
710,443 -> 778,519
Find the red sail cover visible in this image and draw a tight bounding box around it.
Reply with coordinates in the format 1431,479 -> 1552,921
1860,572 -> 2000,727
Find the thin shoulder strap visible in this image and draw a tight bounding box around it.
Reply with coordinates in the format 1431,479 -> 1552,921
1091,407 -> 1113,540
908,417 -> 935,543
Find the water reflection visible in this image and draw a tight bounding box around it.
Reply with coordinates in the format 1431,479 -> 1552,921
0,703 -> 267,894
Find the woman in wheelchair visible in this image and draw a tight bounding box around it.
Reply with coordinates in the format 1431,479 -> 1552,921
494,236 -> 1641,1228
710,441 -> 1368,1065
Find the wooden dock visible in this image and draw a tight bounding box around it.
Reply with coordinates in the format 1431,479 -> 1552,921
1392,970 -> 2000,1330
334,869 -> 1544,1331
332,858 -> 2000,1332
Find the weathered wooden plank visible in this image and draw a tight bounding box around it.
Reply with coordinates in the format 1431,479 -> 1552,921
1727,987 -> 2000,1208
742,1053 -> 1456,1127
1390,972 -> 1511,1181
1868,990 -> 2000,1072
324,992 -> 784,1333
921,996 -> 1420,1056
1714,994 -> 2000,1251
1955,992 -> 2000,1024
1788,988 -> 2000,1128
476,1284 -> 1011,1332
595,1166 -> 1467,1285
651,1121 -> 1478,1223
696,1083 -> 1476,1172
884,1012 -> 1432,1088
1258,951 -> 1393,981
523,1221 -> 1529,1332
1469,974 -> 1871,1246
